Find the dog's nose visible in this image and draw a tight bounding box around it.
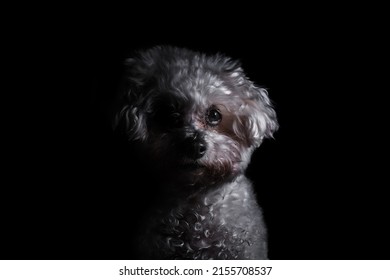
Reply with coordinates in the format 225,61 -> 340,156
195,141 -> 207,158
183,132 -> 207,160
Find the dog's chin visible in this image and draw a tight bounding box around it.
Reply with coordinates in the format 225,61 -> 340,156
176,159 -> 205,176
175,157 -> 239,186
177,157 -> 200,167
151,153 -> 238,185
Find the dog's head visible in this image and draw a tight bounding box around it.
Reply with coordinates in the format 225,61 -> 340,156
114,46 -> 278,185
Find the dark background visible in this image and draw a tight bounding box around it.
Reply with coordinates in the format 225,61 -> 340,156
2,8 -> 388,260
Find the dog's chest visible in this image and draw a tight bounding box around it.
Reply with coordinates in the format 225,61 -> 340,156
142,181 -> 263,259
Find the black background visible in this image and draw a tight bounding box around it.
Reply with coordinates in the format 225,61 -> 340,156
2,7 -> 388,260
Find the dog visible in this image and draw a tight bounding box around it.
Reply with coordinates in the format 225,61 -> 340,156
113,46 -> 278,259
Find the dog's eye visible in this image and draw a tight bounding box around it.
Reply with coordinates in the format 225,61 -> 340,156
206,108 -> 222,126
170,112 -> 182,126
153,104 -> 183,128
171,112 -> 180,119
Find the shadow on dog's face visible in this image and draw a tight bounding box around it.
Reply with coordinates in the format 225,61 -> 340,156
114,46 -> 278,186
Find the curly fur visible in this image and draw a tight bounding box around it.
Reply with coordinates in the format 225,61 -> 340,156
114,46 -> 278,259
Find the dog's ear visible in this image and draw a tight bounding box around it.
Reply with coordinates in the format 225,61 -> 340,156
242,85 -> 279,147
224,65 -> 278,147
112,58 -> 152,141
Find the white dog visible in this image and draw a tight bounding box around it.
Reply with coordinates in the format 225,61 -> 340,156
114,46 -> 278,259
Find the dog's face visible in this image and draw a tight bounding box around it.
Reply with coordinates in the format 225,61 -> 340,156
115,46 -> 278,185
